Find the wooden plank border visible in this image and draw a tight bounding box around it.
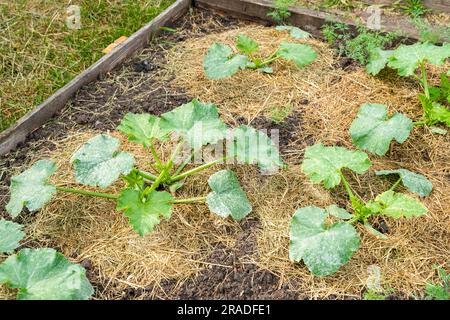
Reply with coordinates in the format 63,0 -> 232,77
0,0 -> 191,156
194,0 -> 422,39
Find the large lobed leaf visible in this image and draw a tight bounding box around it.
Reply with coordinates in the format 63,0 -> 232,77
203,43 -> 248,80
6,160 -> 57,218
160,100 -> 227,151
277,42 -> 317,68
71,134 -> 135,188
301,144 -> 371,189
227,125 -> 284,172
376,168 -> 432,197
0,248 -> 93,300
289,206 -> 360,276
366,48 -> 394,75
0,220 -> 25,254
350,103 -> 413,156
388,42 -> 450,77
206,170 -> 252,221
117,113 -> 168,147
367,43 -> 450,77
117,189 -> 173,236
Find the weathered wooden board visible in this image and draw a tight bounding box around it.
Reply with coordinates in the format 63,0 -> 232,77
195,0 -> 422,39
0,0 -> 191,156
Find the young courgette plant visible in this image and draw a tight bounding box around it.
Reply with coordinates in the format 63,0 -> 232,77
366,42 -> 450,128
5,100 -> 283,238
0,217 -> 93,300
203,33 -> 317,79
289,103 -> 432,276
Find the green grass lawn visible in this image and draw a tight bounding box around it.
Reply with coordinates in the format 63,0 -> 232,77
0,0 -> 175,132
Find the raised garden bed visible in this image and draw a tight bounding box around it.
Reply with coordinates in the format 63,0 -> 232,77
0,0 -> 449,300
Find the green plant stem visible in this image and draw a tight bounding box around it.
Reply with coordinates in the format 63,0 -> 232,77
169,156 -> 228,183
148,142 -> 162,168
388,177 -> 402,192
143,141 -> 184,196
173,152 -> 195,177
413,121 -> 426,126
420,61 -> 430,99
136,170 -> 157,181
173,196 -> 207,204
56,186 -> 119,200
260,55 -> 281,66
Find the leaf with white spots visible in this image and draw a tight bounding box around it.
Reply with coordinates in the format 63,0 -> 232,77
289,206 -> 360,276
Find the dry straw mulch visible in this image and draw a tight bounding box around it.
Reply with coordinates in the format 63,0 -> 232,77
167,25 -> 450,298
1,24 -> 448,300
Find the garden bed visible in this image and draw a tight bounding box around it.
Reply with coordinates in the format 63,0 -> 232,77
1,5 -> 449,300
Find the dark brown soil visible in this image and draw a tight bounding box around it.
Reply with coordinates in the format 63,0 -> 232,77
0,8 -> 302,300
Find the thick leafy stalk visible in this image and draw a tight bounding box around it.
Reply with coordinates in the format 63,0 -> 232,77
56,186 -> 119,200
169,156 -> 228,183
136,170 -> 157,181
420,61 -> 430,99
173,153 -> 195,177
143,142 -> 184,196
173,196 -> 207,204
148,142 -> 162,168
339,172 -> 366,222
388,177 -> 402,192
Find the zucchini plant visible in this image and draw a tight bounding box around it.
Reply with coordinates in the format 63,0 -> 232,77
203,33 -> 317,79
289,103 -> 431,276
5,100 -> 283,237
0,218 -> 93,300
366,42 -> 450,128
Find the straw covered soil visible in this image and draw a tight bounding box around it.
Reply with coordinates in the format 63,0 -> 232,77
0,9 -> 448,300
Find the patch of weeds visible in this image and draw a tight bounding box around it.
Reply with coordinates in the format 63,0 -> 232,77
413,18 -> 450,44
269,104 -> 293,124
322,22 -> 398,65
399,0 -> 430,18
322,0 -> 354,9
267,0 -> 297,25
425,266 -> 450,300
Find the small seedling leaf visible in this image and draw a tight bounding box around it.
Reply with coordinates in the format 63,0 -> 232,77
373,190 -> 427,219
275,26 -> 311,39
6,160 -> 57,218
0,248 -> 93,300
326,205 -> 353,220
117,189 -> 173,236
160,100 -> 227,150
289,206 -> 360,276
227,125 -> 284,172
363,222 -> 388,240
0,220 -> 25,254
301,144 -> 371,189
350,103 -> 413,156
117,113 -> 168,147
236,34 -> 259,55
206,170 -> 252,221
204,43 -> 248,80
376,169 -> 432,197
277,42 -> 317,68
71,134 -> 135,188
